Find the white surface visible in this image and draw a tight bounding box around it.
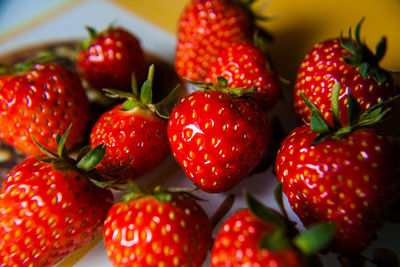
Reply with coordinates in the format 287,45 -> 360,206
0,1 -> 398,266
0,0 -> 176,64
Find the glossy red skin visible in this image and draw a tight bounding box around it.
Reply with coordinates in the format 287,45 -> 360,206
168,90 -> 270,192
0,63 -> 89,156
175,0 -> 254,82
103,193 -> 212,267
0,157 -> 114,267
293,38 -> 397,125
275,126 -> 398,253
90,104 -> 170,180
77,27 -> 147,91
211,209 -> 306,267
205,42 -> 280,110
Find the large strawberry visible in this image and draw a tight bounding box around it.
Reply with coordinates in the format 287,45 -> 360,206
205,39 -> 280,110
175,0 -> 269,82
103,185 -> 212,267
0,62 -> 88,156
293,18 -> 397,125
167,78 -> 270,192
211,191 -> 334,266
90,65 -> 176,181
76,25 -> 147,91
276,83 -> 399,254
0,129 -> 114,266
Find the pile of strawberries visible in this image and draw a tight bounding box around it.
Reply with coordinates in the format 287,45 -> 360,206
0,0 -> 399,266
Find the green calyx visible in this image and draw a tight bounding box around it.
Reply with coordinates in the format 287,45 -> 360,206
119,182 -> 202,204
104,64 -> 179,119
189,76 -> 256,97
0,52 -> 55,76
81,22 -> 118,50
340,17 -> 392,85
32,125 -> 117,188
244,188 -> 335,257
81,25 -> 98,50
300,82 -> 398,145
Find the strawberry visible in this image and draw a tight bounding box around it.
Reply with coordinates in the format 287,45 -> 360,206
0,62 -> 89,156
293,18 -> 397,125
103,185 -> 212,267
211,191 -> 334,266
0,129 -> 114,266
76,25 -> 147,91
167,78 -> 270,192
175,0 -> 269,82
205,39 -> 280,110
276,83 -> 399,254
90,65 -> 176,181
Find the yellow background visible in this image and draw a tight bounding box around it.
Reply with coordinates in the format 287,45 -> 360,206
112,0 -> 400,83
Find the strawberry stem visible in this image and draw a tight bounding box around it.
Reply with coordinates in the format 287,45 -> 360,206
210,194 -> 235,229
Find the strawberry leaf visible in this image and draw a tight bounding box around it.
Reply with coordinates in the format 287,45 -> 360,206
31,136 -> 58,158
274,183 -> 287,218
139,64 -> 155,105
140,80 -> 152,105
354,17 -> 364,47
154,84 -> 179,119
340,18 -> 390,85
293,222 -> 336,256
299,91 -> 332,133
103,88 -> 134,99
375,37 -> 387,63
244,191 -> 286,228
217,76 -> 228,88
358,62 -> 370,79
76,145 -> 92,162
131,72 -> 139,98
259,228 -> 291,251
331,83 -> 342,129
76,144 -> 106,171
121,99 -> 140,111
372,68 -> 388,85
347,91 -> 361,126
57,124 -> 72,158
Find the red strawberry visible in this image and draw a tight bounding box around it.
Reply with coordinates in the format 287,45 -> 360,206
90,65 -> 176,181
103,185 -> 212,267
293,18 -> 397,125
205,40 -> 280,110
76,25 -> 147,91
276,84 -> 399,254
175,0 -> 269,82
0,62 -> 89,156
0,130 -> 114,266
211,192 -> 334,266
167,78 -> 270,192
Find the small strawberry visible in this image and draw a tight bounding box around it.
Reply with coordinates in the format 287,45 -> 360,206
211,191 -> 335,266
0,129 -> 114,266
205,39 -> 280,110
167,78 -> 270,192
0,62 -> 89,156
276,83 -> 399,254
293,18 -> 397,125
175,0 -> 270,82
76,25 -> 147,91
103,185 -> 212,267
90,65 -> 176,181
